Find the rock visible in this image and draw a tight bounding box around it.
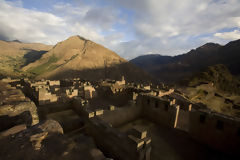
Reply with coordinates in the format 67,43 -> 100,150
0,124 -> 26,138
0,120 -> 105,160
37,119 -> 64,134
0,102 -> 39,131
0,81 -> 39,131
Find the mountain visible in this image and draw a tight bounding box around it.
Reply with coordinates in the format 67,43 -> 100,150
23,36 -> 152,82
11,40 -> 22,43
0,40 -> 52,78
130,54 -> 172,69
130,40 -> 240,83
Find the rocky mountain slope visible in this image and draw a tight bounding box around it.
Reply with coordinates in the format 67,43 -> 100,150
130,40 -> 240,83
23,35 -> 152,82
0,40 -> 52,78
187,64 -> 240,94
178,64 -> 240,117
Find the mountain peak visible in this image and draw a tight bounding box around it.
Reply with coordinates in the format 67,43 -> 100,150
12,39 -> 22,43
66,35 -> 88,41
23,35 -> 144,81
198,42 -> 221,50
51,35 -> 89,51
225,39 -> 240,48
187,42 -> 221,55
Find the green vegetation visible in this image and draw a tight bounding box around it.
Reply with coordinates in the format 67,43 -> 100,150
0,48 -> 50,78
61,54 -> 78,66
0,55 -> 26,78
189,64 -> 240,94
28,54 -> 79,77
29,55 -> 58,75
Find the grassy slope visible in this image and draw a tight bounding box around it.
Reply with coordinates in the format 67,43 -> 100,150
28,54 -> 80,77
0,41 -> 52,78
29,55 -> 59,75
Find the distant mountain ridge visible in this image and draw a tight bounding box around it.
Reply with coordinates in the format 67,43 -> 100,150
130,54 -> 172,67
130,39 -> 240,83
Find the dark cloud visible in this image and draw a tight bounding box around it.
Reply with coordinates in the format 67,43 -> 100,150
83,7 -> 119,29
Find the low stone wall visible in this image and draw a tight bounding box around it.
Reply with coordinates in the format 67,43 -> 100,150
72,98 -> 150,160
189,109 -> 240,156
99,103 -> 142,127
72,98 -> 141,127
87,117 -> 151,160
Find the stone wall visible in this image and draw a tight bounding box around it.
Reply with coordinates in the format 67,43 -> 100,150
157,89 -> 174,97
189,109 -> 240,156
138,94 -> 179,128
175,109 -> 190,132
87,117 -> 151,160
99,103 -> 142,127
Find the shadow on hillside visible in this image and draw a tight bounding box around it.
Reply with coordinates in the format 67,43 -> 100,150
33,62 -> 158,84
21,49 -> 48,67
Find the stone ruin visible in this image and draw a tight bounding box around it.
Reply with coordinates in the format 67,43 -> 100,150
0,76 -> 240,160
0,80 -> 39,138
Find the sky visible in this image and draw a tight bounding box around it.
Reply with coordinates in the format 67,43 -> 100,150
0,0 -> 240,59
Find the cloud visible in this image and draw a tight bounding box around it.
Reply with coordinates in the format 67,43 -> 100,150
0,0 -> 68,44
1,0 -> 240,59
214,29 -> 240,40
83,6 -> 119,29
102,0 -> 240,58
107,0 -> 240,37
0,0 -> 121,45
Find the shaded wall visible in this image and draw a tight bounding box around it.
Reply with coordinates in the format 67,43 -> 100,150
189,110 -> 240,156
176,109 -> 190,132
99,103 -> 142,127
87,117 -> 151,160
72,97 -> 141,127
138,94 -> 179,128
